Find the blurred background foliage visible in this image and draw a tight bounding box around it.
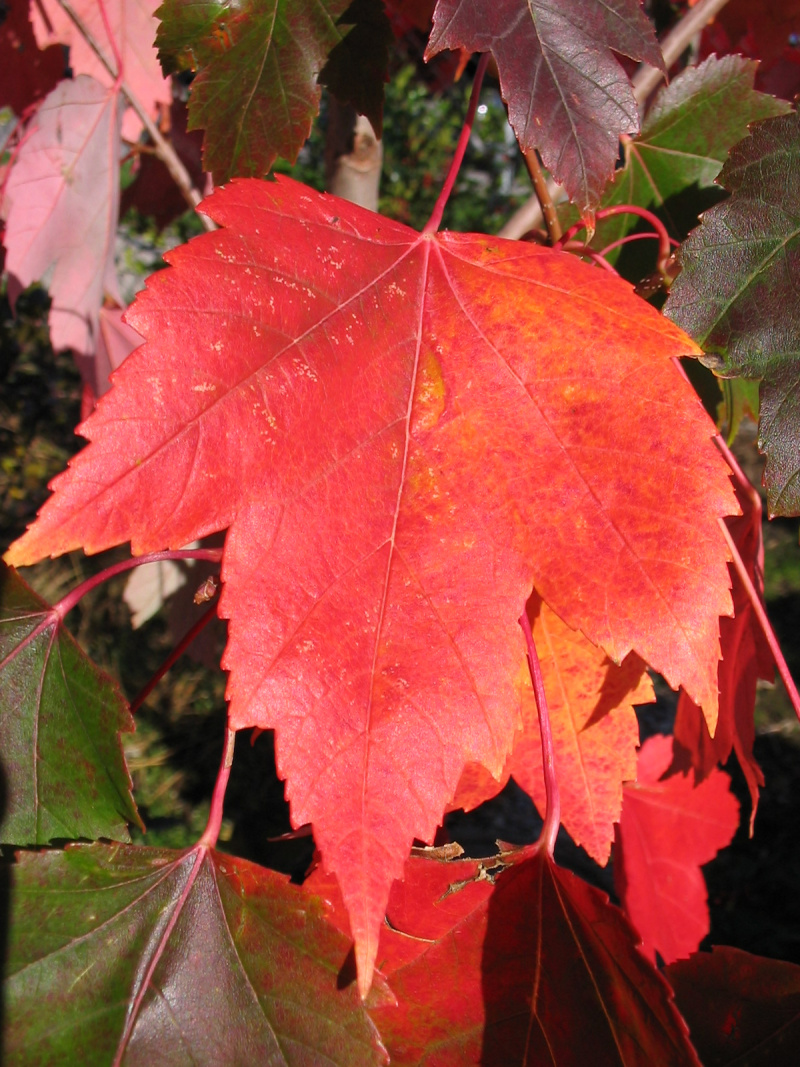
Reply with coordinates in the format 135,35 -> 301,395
1,57 -> 799,959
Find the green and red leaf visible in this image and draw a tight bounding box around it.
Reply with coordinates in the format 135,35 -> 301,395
155,0 -> 389,181
3,842 -> 387,1065
0,562 -> 139,846
584,54 -> 790,258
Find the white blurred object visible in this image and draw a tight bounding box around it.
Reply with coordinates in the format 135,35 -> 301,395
123,547 -> 198,628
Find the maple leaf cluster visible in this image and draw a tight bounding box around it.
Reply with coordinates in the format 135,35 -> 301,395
1,0 -> 800,1060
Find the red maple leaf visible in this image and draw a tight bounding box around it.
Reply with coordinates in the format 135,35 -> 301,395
426,0 -> 664,210
5,177 -> 736,991
614,734 -> 740,965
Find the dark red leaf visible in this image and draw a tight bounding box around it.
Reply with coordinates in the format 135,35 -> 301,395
311,847 -> 701,1064
426,0 -> 664,210
0,0 -> 64,114
666,946 -> 800,1067
120,97 -> 205,230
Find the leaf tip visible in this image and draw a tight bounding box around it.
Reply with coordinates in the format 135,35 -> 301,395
356,946 -> 376,1002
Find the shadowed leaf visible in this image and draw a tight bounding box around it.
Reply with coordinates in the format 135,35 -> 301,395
666,946 -> 800,1067
310,847 -> 701,1064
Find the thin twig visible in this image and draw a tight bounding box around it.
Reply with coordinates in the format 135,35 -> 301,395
522,147 -> 562,244
57,0 -> 214,229
557,204 -> 673,274
499,0 -> 734,240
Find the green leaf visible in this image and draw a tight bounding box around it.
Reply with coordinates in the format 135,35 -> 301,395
155,0 -> 228,74
665,110 -> 800,517
155,0 -> 389,181
566,56 -> 790,260
0,563 -> 139,845
3,843 -> 388,1065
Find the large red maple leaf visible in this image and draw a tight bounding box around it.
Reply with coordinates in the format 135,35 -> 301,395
5,177 -> 736,991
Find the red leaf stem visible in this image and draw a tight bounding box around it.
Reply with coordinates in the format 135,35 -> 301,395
712,430 -> 762,513
423,53 -> 489,235
129,600 -> 219,713
558,205 -> 673,274
598,230 -> 680,259
562,241 -> 620,274
52,548 -> 223,620
198,724 -> 237,848
520,608 -> 560,856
